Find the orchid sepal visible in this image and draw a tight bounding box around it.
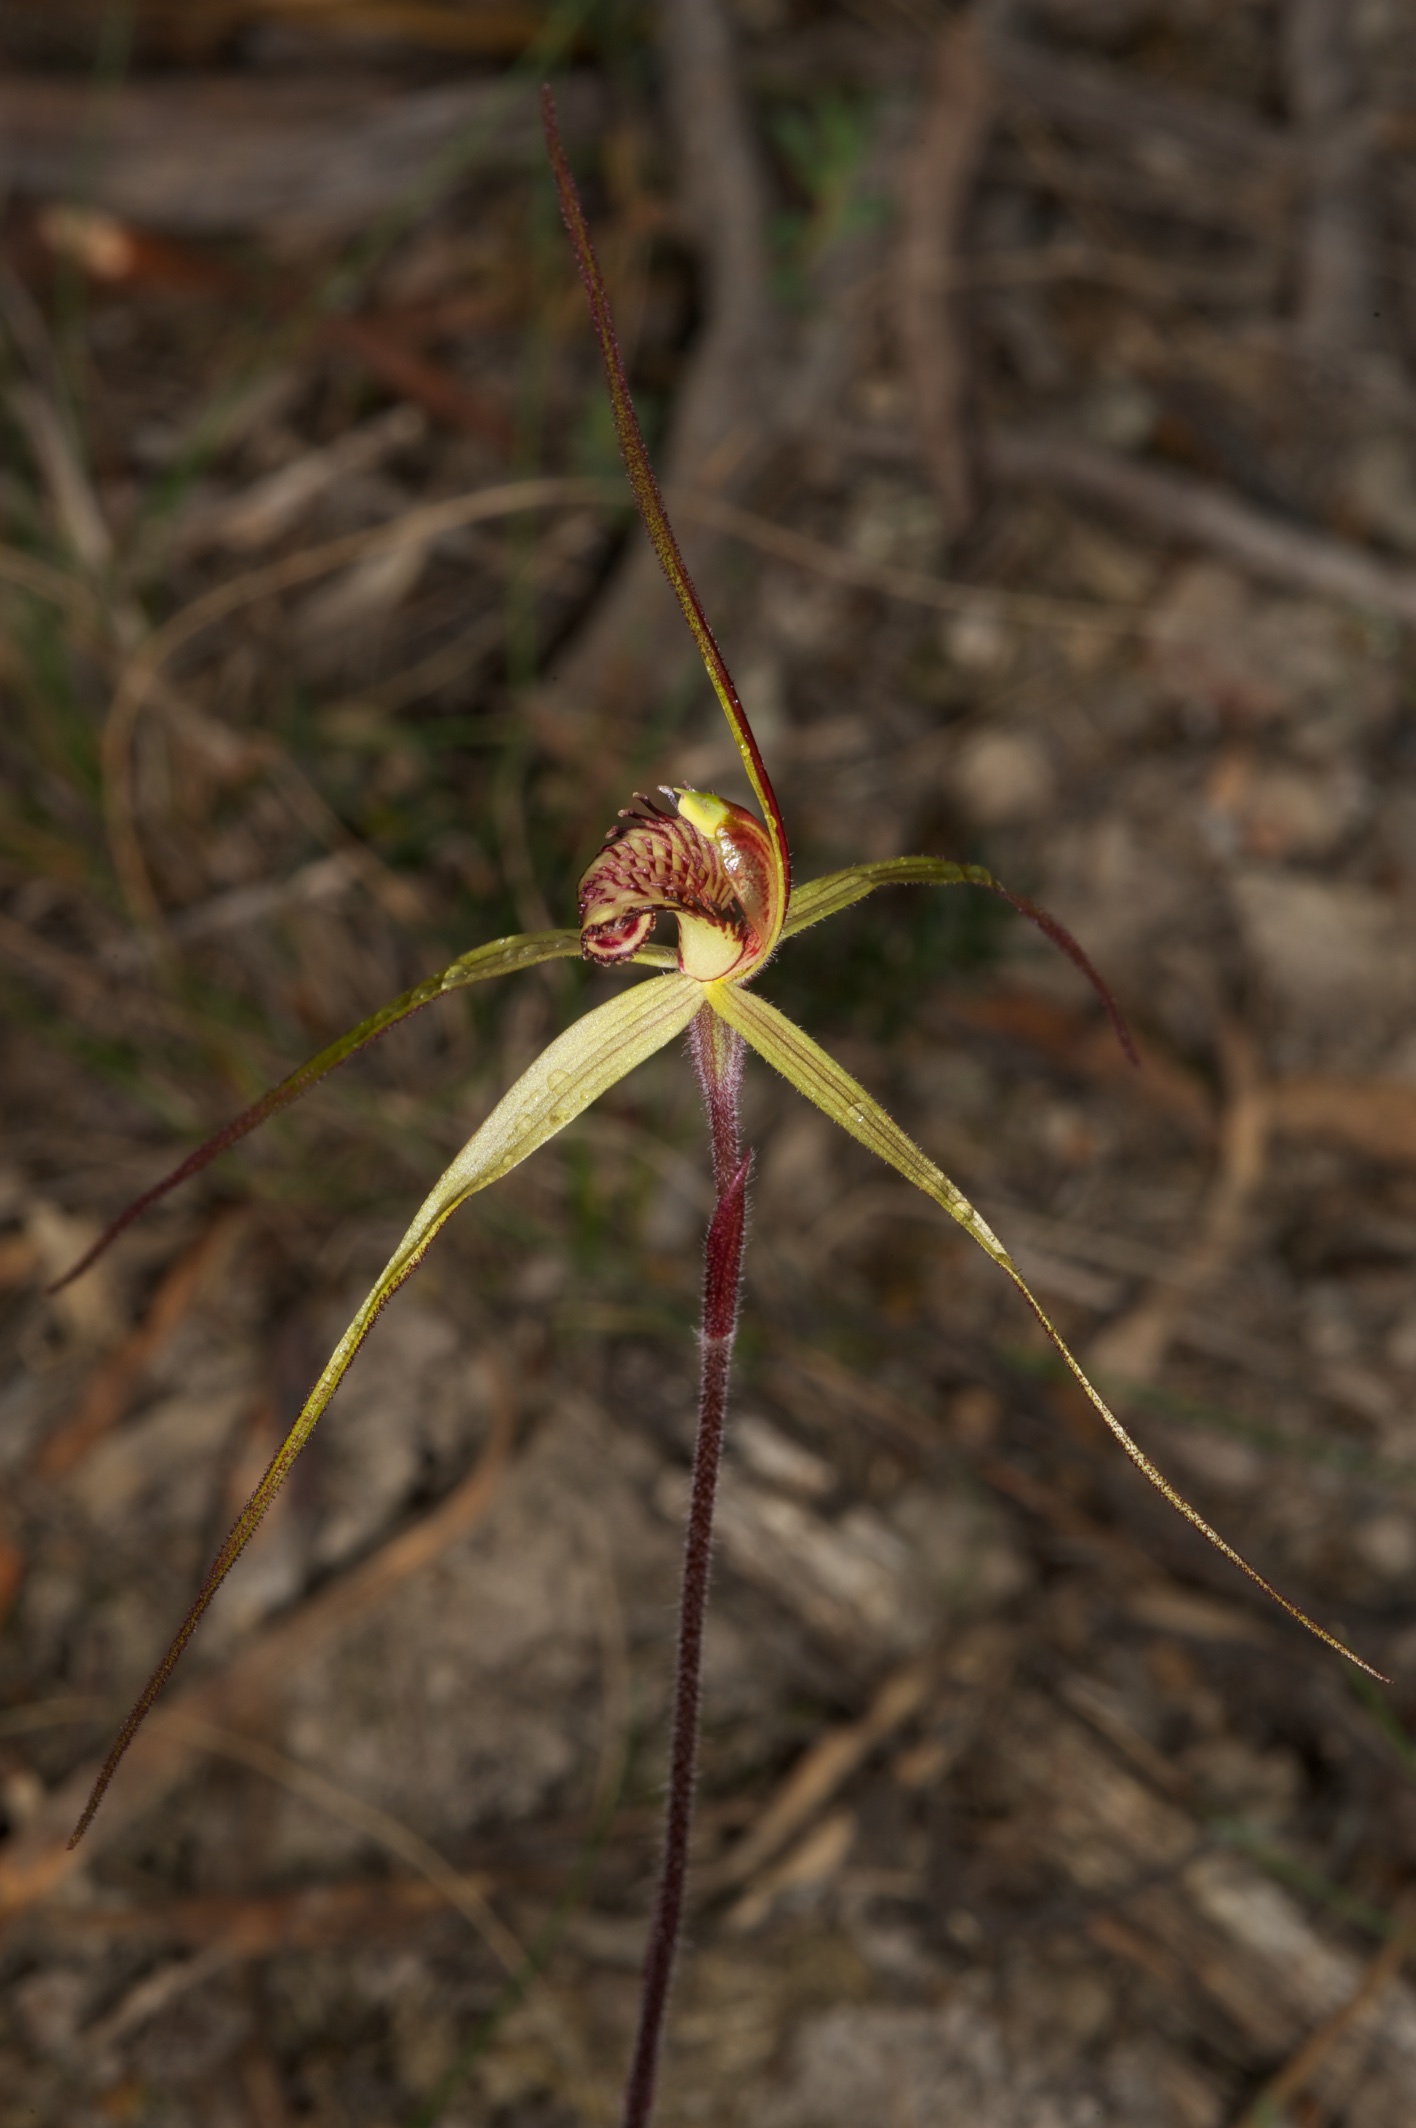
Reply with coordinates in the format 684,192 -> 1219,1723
51,927 -> 587,1294
784,858 -> 997,937
69,970 -> 702,1844
784,858 -> 1135,1063
542,89 -> 791,924
706,979 -> 1383,1681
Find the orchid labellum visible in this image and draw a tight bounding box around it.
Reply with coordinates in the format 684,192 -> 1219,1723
58,89 -> 1380,2128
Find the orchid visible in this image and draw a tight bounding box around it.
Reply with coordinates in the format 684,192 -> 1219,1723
58,89 -> 1379,2128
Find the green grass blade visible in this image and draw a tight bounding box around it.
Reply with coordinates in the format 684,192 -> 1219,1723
709,980 -> 1381,1680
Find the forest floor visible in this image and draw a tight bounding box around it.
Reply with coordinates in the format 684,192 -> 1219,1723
5,3 -> 1416,2124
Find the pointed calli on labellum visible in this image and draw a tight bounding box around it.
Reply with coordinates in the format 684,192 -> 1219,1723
62,82 -> 1380,1864
579,787 -> 784,981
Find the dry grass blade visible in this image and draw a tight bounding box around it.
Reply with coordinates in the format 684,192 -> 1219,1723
37,1212 -> 246,1478
1234,1904 -> 1416,2128
705,1658 -> 934,1894
0,544 -> 103,630
83,1940 -> 242,2053
102,474 -> 611,926
150,1711 -> 525,1973
8,381 -> 112,577
40,1873 -> 500,1951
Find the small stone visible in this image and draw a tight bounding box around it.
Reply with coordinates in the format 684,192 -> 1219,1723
1148,563 -> 1397,747
1358,1512 -> 1416,1579
1202,750 -> 1366,861
954,728 -> 1056,825
1230,870 -> 1416,1039
847,476 -> 945,569
941,608 -> 1014,673
733,1414 -> 835,1500
1343,432 -> 1416,555
1078,375 -> 1158,453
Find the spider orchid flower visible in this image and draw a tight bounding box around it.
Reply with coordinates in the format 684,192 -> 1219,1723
57,86 -> 1379,2128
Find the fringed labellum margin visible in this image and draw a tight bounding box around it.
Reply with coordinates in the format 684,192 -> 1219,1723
579,787 -> 783,983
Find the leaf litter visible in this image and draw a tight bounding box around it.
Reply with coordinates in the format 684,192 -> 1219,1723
4,2 -> 1416,2123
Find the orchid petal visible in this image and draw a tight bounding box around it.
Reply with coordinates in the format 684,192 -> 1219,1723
541,90 -> 790,942
708,980 -> 1382,1679
71,971 -> 702,1843
784,859 -> 995,937
784,860 -> 1135,1064
51,929 -> 584,1292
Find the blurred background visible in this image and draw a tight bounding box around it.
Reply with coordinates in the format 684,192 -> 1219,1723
4,1 -> 1416,2121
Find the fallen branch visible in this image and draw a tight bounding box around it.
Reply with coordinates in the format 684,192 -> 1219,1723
987,427 -> 1416,627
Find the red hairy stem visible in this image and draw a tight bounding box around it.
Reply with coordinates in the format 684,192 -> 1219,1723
622,1007 -> 748,2127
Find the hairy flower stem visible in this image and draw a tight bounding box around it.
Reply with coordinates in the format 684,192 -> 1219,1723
622,1006 -> 749,2127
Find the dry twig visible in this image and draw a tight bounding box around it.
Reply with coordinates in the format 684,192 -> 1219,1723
0,1366 -> 517,1921
1234,1902 -> 1416,2128
36,1212 -> 247,1479
100,474 -> 609,927
988,427 -> 1416,626
705,1658 -> 935,1895
151,1711 -> 525,1974
896,13 -> 995,537
992,33 -> 1296,214
1088,1026 -> 1268,1388
1269,1077 -> 1416,1166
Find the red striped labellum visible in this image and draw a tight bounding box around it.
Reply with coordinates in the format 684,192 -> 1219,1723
579,787 -> 783,983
